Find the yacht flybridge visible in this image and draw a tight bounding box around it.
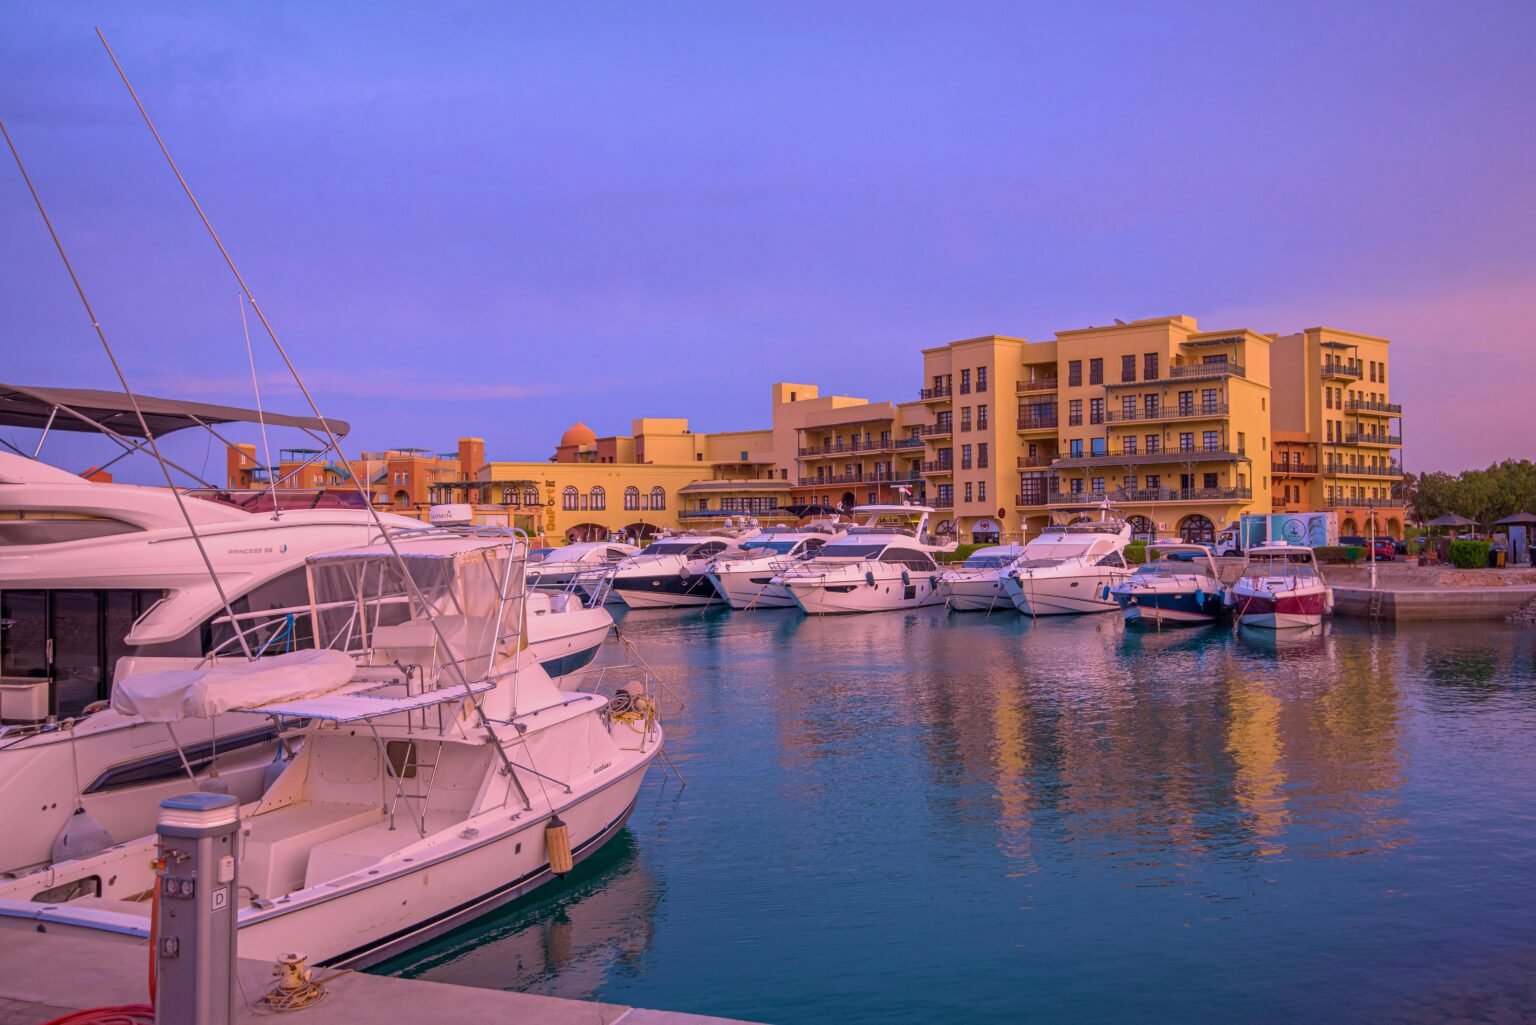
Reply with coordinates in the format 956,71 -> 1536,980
1112,543 -> 1230,626
609,528 -> 761,609
777,505 -> 957,614
0,530 -> 665,967
704,520 -> 842,609
1001,519 -> 1134,616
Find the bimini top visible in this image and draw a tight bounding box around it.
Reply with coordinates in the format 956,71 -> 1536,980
307,530 -> 522,562
0,382 -> 349,439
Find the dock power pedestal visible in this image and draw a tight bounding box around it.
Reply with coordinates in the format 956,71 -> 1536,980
156,792 -> 240,1025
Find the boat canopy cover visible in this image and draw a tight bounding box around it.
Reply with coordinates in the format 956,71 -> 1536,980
0,382 -> 349,439
241,679 -> 494,724
111,649 -> 357,722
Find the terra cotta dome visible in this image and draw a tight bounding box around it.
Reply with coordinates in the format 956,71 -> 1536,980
560,421 -> 597,447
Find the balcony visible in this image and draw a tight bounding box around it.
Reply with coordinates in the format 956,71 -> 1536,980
920,422 -> 953,439
1104,402 -> 1228,424
1344,398 -> 1402,415
894,437 -> 925,450
1342,432 -> 1402,447
1015,492 -> 1054,508
1016,412 -> 1058,432
1052,444 -> 1240,467
1017,455 -> 1056,469
798,439 -> 892,457
1322,361 -> 1363,381
919,385 -> 952,402
931,499 -> 955,510
1110,486 -> 1253,504
921,460 -> 954,475
1272,461 -> 1319,476
1323,462 -> 1404,478
1015,378 -> 1059,394
1323,495 -> 1405,510
797,472 -> 867,486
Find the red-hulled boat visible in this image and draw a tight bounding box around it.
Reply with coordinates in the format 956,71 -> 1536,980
1232,542 -> 1332,629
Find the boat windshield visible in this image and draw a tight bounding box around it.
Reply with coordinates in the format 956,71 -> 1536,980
645,542 -> 700,556
528,548 -> 556,564
963,554 -> 1016,569
1013,557 -> 1066,569
817,543 -> 887,560
1242,554 -> 1319,579
743,539 -> 798,554
1139,553 -> 1208,577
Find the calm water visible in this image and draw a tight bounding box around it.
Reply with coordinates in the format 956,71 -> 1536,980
376,610 -> 1536,1025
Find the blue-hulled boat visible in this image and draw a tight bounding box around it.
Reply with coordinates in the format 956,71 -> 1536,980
1111,543 -> 1229,626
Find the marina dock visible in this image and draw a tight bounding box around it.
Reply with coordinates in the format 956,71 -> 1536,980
0,930 -> 762,1025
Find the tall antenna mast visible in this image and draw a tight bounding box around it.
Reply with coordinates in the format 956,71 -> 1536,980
0,117 -> 254,660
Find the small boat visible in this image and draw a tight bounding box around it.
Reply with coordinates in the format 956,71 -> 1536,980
610,530 -> 758,609
0,530 -> 665,967
778,505 -> 956,614
937,544 -> 1027,611
526,541 -> 639,605
704,521 -> 842,609
1001,520 -> 1134,616
1232,542 -> 1332,629
1112,543 -> 1229,626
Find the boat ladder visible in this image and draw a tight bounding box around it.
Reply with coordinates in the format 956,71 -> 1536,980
385,739 -> 443,837
584,567 -> 619,608
1367,588 -> 1385,620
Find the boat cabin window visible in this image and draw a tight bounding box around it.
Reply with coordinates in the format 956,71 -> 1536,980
604,548 -> 631,561
528,548 -> 556,564
386,740 -> 419,780
645,542 -> 699,555
818,543 -> 887,560
800,538 -> 826,555
743,539 -> 798,555
1095,551 -> 1127,568
878,549 -> 937,570
0,511 -> 141,547
963,548 -> 1021,569
691,541 -> 727,557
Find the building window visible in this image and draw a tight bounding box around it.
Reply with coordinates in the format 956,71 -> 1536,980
562,486 -> 579,511
1145,393 -> 1160,417
959,368 -> 972,394
1089,358 -> 1103,385
589,486 -> 606,511
960,407 -> 972,432
624,486 -> 640,510
978,480 -> 987,502
1068,360 -> 1082,387
976,404 -> 988,430
650,486 -> 666,510
1124,475 -> 1138,491
524,485 -> 540,507
961,444 -> 973,470
1236,431 -> 1246,455
1203,431 -> 1219,451
1204,472 -> 1219,489
1146,474 -> 1160,489
1121,354 -> 1136,383
938,484 -> 954,506
502,486 -> 516,504
977,443 -> 989,469
1070,478 -> 1084,494
1146,434 -> 1160,454
1124,436 -> 1138,455
1122,396 -> 1136,419
964,481 -> 973,502
1179,432 -> 1194,453
1070,438 -> 1084,458
1091,437 -> 1107,457
976,366 -> 988,393
1069,399 -> 1083,426
1091,477 -> 1105,496
1179,390 -> 1194,416
1202,388 -> 1218,413
1144,352 -> 1159,380
1089,398 -> 1104,425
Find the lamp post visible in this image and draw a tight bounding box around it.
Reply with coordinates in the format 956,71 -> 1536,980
1369,505 -> 1378,591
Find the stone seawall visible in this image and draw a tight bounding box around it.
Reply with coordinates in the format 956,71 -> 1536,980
1332,586 -> 1536,621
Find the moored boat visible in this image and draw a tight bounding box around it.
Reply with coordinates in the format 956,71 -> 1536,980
1232,542 -> 1332,629
1112,543 -> 1229,626
778,505 -> 955,614
937,543 -> 1027,611
1002,520 -> 1133,616
704,521 -> 841,609
610,530 -> 758,609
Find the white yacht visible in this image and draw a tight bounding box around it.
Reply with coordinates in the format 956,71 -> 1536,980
1001,520 -> 1134,616
609,530 -> 759,609
0,531 -> 664,968
704,521 -> 841,609
527,541 -> 639,606
778,505 -> 956,614
937,543 -> 1027,611
1111,543 -> 1230,626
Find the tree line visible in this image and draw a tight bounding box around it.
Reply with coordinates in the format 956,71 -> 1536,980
1405,459 -> 1536,526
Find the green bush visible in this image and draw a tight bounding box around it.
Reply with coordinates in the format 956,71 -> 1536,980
1313,545 -> 1360,564
1448,539 -> 1491,569
1125,541 -> 1147,565
938,543 -> 985,564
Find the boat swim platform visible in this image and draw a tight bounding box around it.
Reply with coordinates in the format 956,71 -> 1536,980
0,928 -> 766,1025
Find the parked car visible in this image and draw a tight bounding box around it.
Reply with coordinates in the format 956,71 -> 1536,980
1372,538 -> 1395,561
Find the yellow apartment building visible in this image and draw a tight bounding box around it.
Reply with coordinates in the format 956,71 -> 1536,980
1271,327 -> 1406,537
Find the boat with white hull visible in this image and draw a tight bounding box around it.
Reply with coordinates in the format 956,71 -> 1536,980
779,505 -> 955,615
1233,543 -> 1332,629
0,531 -> 665,968
527,541 -> 639,605
938,544 -> 1027,611
1002,520 -> 1133,616
610,532 -> 756,609
704,523 -> 840,609
1112,543 -> 1229,626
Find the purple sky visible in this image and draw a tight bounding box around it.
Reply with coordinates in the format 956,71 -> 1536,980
3,2 -> 1533,477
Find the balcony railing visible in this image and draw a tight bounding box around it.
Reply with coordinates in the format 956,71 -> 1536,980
919,422 -> 953,438
1110,486 -> 1253,504
1015,378 -> 1059,394
1104,402 -> 1228,424
1342,432 -> 1402,447
921,460 -> 954,475
797,472 -> 867,486
1323,495 -> 1404,509
798,439 -> 892,457
1272,461 -> 1319,475
919,385 -> 952,401
1322,361 -> 1363,381
1060,444 -> 1236,464
1167,361 -> 1245,381
1344,399 -> 1402,415
1017,455 -> 1056,468
931,498 -> 955,510
1323,462 -> 1404,478
894,437 -> 925,449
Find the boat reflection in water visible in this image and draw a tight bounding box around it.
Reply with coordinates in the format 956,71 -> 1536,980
375,832 -> 659,999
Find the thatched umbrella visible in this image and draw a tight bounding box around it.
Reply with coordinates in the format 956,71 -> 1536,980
1427,513 -> 1476,537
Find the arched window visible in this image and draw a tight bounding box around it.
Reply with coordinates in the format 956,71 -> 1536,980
393,490 -> 411,507
562,486 -> 579,511
650,486 -> 666,511
501,486 -> 516,505
624,486 -> 640,511
523,485 -> 540,508
589,486 -> 606,511
1127,515 -> 1155,541
1179,514 -> 1215,545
